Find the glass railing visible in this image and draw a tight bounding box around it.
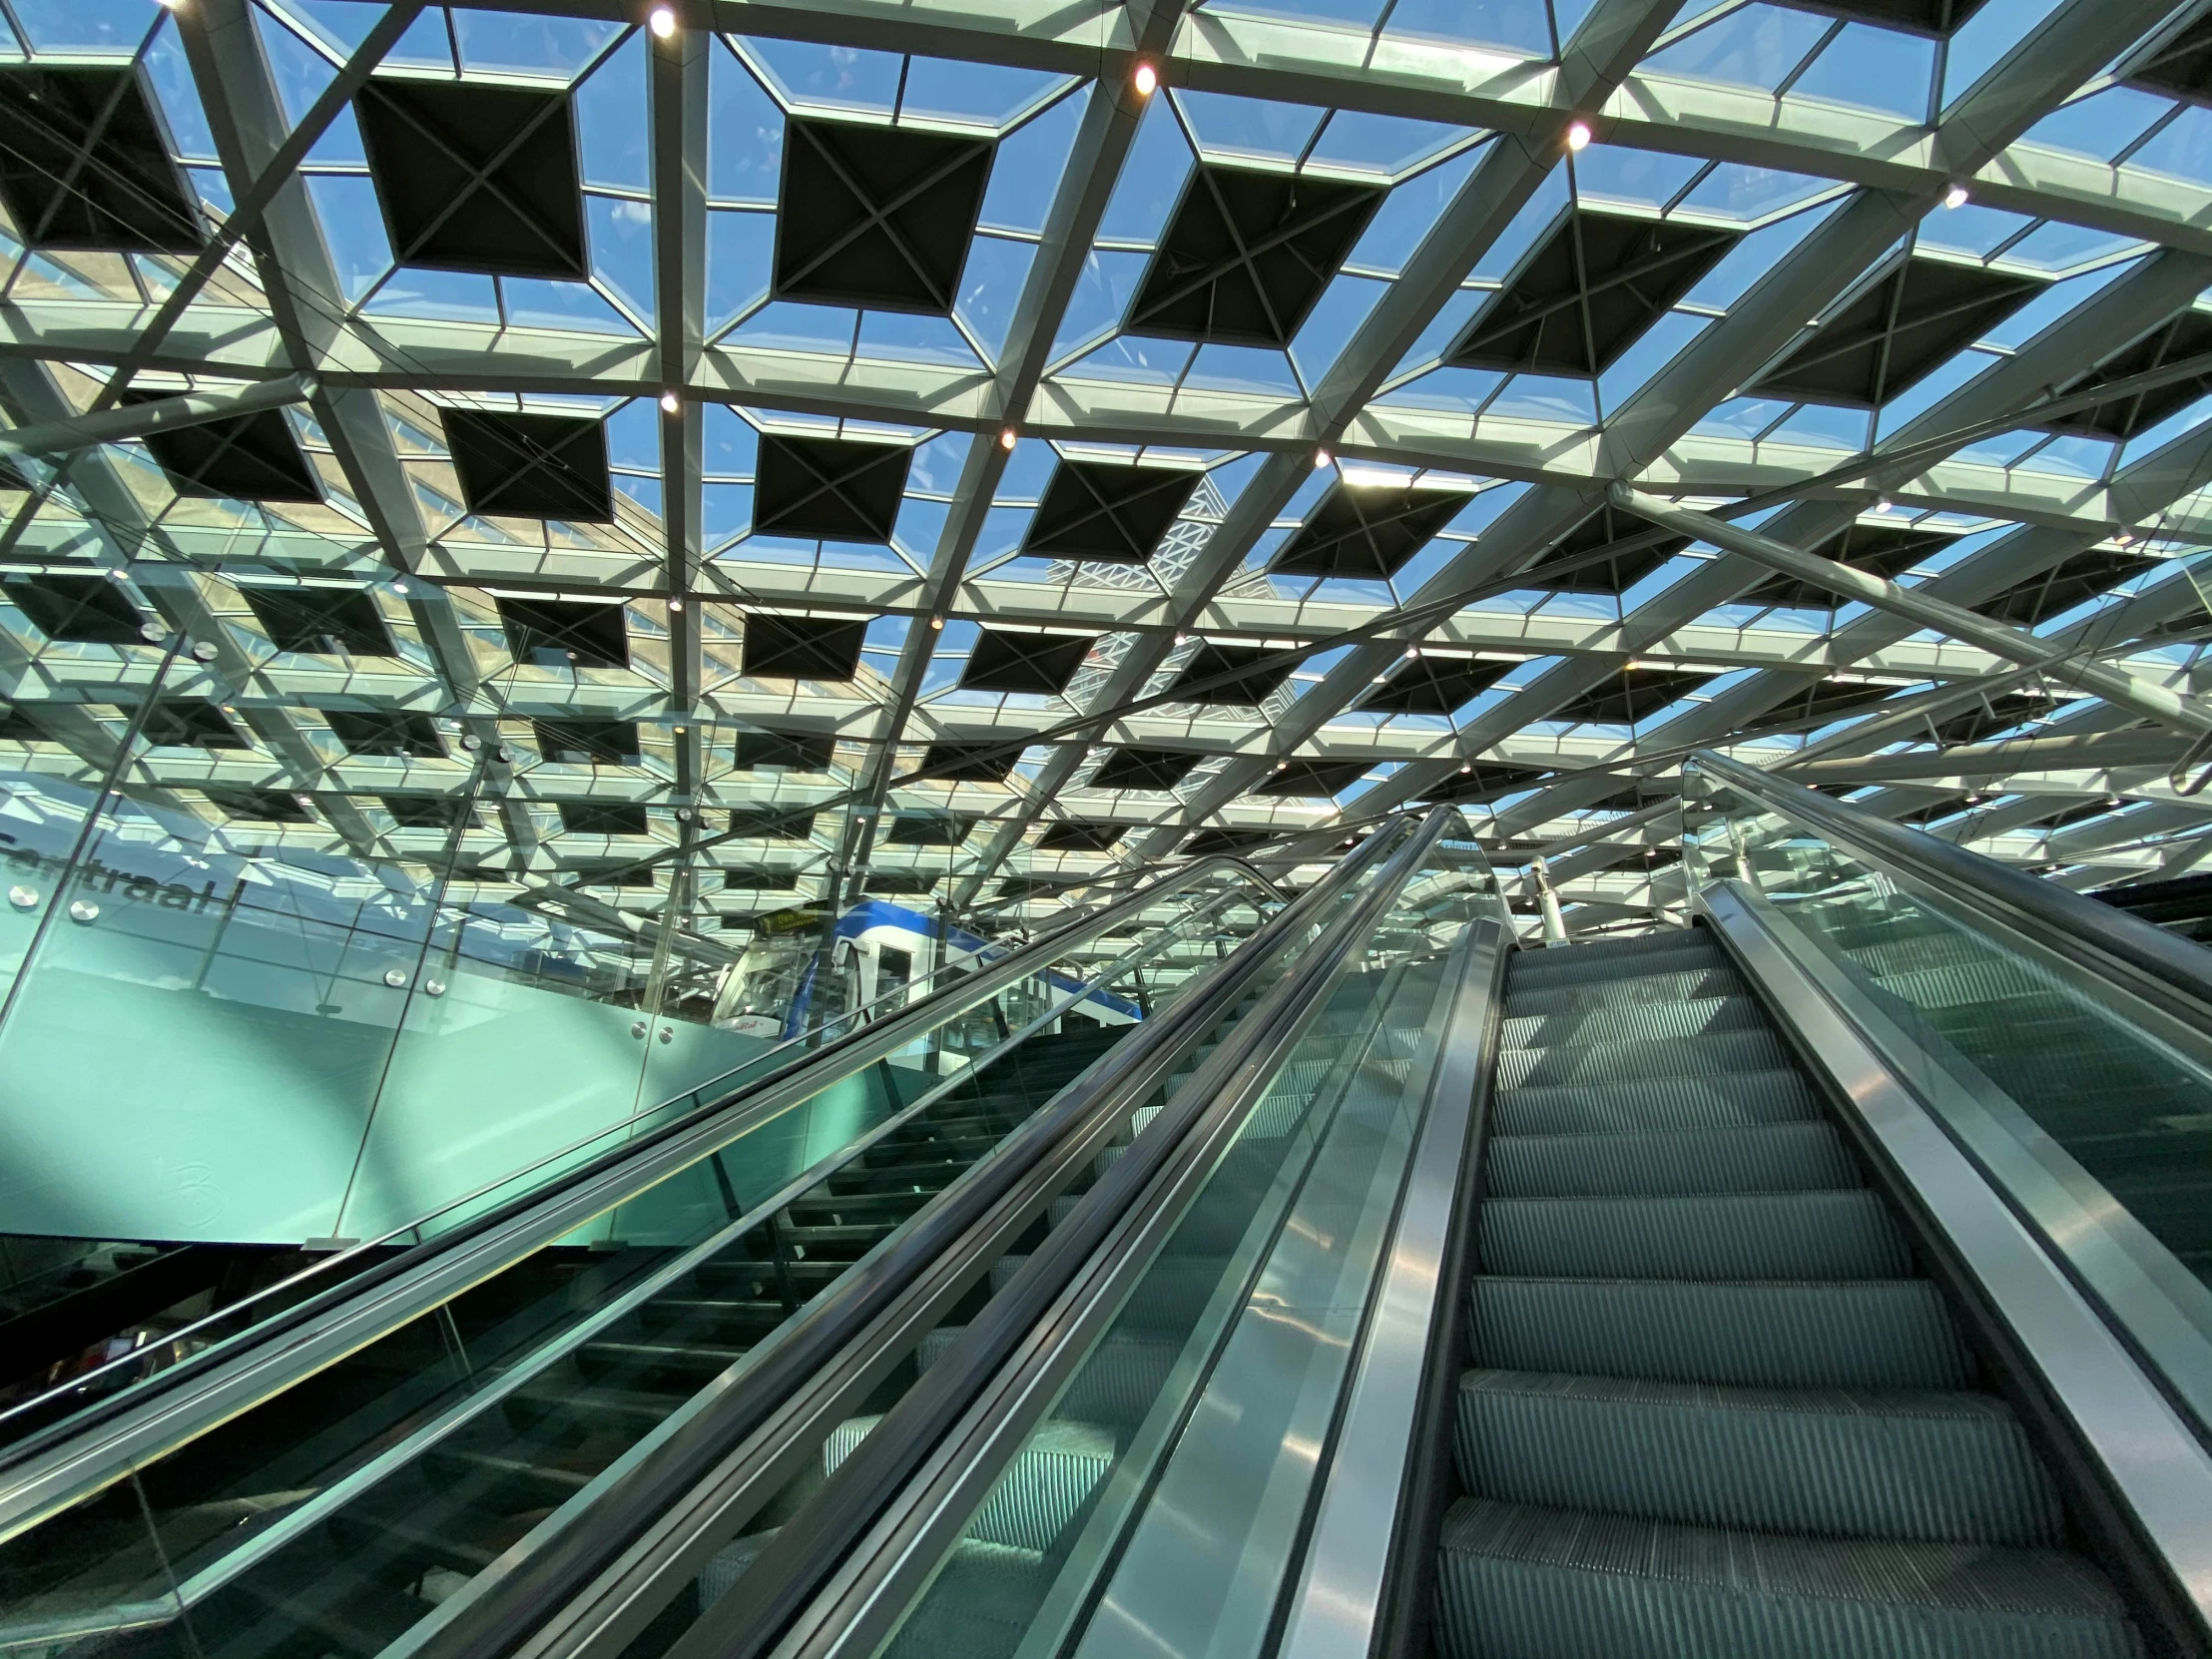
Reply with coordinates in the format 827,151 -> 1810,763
1680,750 -> 2212,1434
0,867 -> 1283,1659
0,858 -> 1277,1446
815,812 -> 1505,1659
601,816 -> 1436,1659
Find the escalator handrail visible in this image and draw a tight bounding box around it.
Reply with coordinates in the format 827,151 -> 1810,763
1690,749 -> 2212,1026
396,820 -> 1420,1659
0,892 -> 1245,1650
0,857 -> 1284,1522
674,807 -> 1466,1659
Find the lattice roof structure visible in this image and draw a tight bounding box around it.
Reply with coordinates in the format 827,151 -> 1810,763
3,0 -> 2212,941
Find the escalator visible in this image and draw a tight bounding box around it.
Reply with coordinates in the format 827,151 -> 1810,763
0,856 -> 1296,1659
1439,926 -> 2135,1658
599,780 -> 2212,1659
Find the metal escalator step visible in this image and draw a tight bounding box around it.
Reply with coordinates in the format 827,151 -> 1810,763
1506,940 -> 1724,990
1435,1498 -> 2136,1659
822,1413 -> 1111,1555
421,1448 -> 592,1507
1501,994 -> 1767,1052
1497,1027 -> 1791,1090
1492,1070 -> 1819,1136
328,1509 -> 498,1574
1502,966 -> 1743,1018
1453,1370 -> 2063,1547
1484,1123 -> 1858,1199
880,1540 -> 1052,1659
227,1562 -> 436,1655
1480,1192 -> 1909,1280
1468,1278 -> 1972,1390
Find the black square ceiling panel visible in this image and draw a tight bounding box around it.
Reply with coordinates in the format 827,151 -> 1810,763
1750,677 -> 1899,736
1448,208 -> 1737,377
742,612 -> 866,681
1782,0 -> 1988,34
730,808 -> 817,840
140,700 -> 249,750
735,730 -> 835,772
444,410 -> 613,522
559,801 -> 649,835
6,575 -> 145,645
2046,308 -> 2212,440
864,872 -> 937,895
1981,549 -> 2159,627
383,794 -> 473,830
1037,820 -> 1124,851
775,118 -> 993,313
1023,461 -> 1200,564
1128,165 -> 1384,348
1169,642 -> 1297,707
1274,485 -> 1468,579
1090,747 -> 1202,792
1556,667 -> 1715,725
1185,827 -> 1275,857
923,743 -> 1020,781
1752,257 -> 2042,407
722,867 -> 800,890
534,718 -> 640,766
886,811 -> 974,845
1361,654 -> 1514,715
960,629 -> 1095,696
1741,522 -> 1951,609
1416,762 -> 1550,805
754,434 -> 911,544
1518,503 -> 1690,595
245,587 -> 395,657
122,392 -> 321,503
327,710 -> 444,758
204,787 -> 313,824
1256,759 -> 1372,798
355,78 -> 585,279
1929,693 -> 2047,746
2129,12 -> 2212,102
498,596 -> 629,669
0,65 -> 202,253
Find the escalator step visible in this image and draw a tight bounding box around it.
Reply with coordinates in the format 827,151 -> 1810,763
228,1562 -> 436,1656
1497,1027 -> 1790,1089
422,1448 -> 592,1506
1506,940 -> 1723,989
1453,1370 -> 2063,1546
1468,1278 -> 1972,1390
1435,1498 -> 2136,1659
880,1540 -> 1051,1659
1478,1191 -> 1910,1281
1492,1070 -> 1820,1136
824,1414 -> 1112,1554
1502,966 -> 1743,1017
1484,1123 -> 1855,1198
1501,994 -> 1765,1051
501,1382 -> 684,1433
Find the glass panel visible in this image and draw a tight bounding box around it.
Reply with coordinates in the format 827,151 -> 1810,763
0,867 -> 1279,1656
1681,757 -> 2212,1432
837,814 -> 1504,1659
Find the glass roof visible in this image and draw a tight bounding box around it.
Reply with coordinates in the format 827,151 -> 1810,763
2,0 -> 2211,939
